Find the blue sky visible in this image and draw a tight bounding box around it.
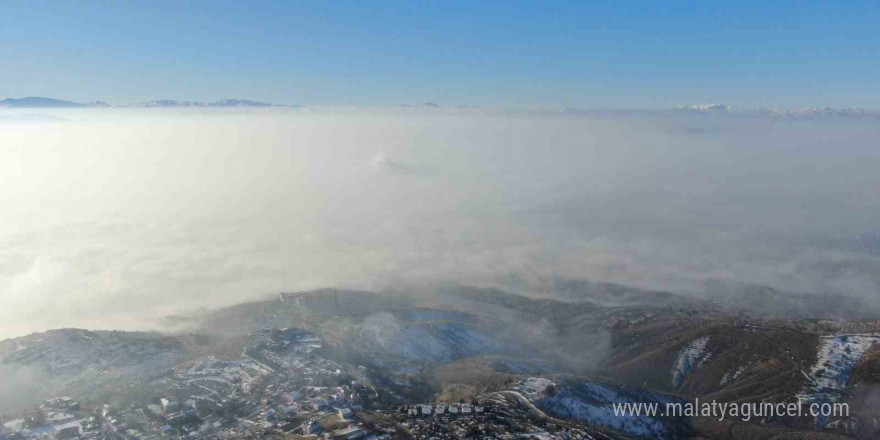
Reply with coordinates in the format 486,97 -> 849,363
1,0 -> 878,107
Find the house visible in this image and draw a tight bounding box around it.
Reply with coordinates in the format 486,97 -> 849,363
2,419 -> 24,433
332,426 -> 366,440
44,412 -> 76,425
159,397 -> 179,414
164,412 -> 184,425
183,408 -> 198,420
44,397 -> 80,411
263,409 -> 276,421
419,404 -> 432,416
53,421 -> 82,439
302,420 -> 322,435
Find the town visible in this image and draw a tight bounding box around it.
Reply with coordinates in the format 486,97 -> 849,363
0,327 -> 598,440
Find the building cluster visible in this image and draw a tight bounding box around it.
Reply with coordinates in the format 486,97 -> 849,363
1,398 -> 85,440
1,328 -> 386,440
403,402 -> 483,417
370,395 -> 591,440
0,327 -> 594,440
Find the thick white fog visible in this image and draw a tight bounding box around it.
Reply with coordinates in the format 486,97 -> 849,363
1,108 -> 879,339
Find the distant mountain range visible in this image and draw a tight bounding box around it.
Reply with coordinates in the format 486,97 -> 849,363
562,104 -> 879,118
672,103 -> 877,117
136,98 -> 284,107
0,97 -> 108,108
2,97 -> 876,118
0,97 -> 286,108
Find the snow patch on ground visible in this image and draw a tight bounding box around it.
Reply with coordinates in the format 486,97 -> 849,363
359,312 -> 499,362
171,357 -> 274,395
518,378 -> 688,440
671,336 -> 710,388
517,377 -> 555,399
798,334 -> 879,405
719,367 -> 743,387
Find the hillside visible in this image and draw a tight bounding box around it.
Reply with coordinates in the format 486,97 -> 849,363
1,286 -> 878,439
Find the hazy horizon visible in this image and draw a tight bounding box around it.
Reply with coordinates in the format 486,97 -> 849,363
7,98 -> 880,111
2,107 -> 879,340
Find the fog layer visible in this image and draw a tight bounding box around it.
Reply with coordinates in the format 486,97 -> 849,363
2,109 -> 879,338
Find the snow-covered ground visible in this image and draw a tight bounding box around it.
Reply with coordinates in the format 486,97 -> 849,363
798,334 -> 879,405
719,367 -> 743,387
170,356 -> 274,395
671,336 -> 710,388
517,377 -> 555,400
517,378 -> 689,440
0,329 -> 186,410
358,312 -> 499,362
